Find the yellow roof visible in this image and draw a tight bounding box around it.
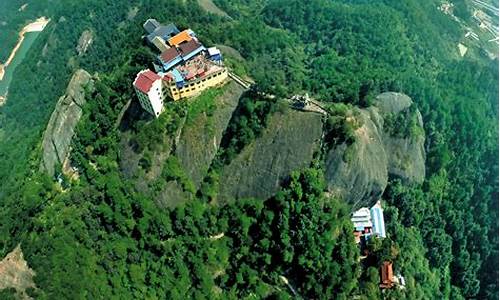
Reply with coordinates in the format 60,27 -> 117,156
168,30 -> 192,46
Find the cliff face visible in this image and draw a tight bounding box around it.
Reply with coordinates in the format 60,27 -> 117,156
40,69 -> 93,176
157,81 -> 245,207
175,81 -> 245,189
324,92 -> 425,208
218,108 -> 324,203
119,81 -> 244,208
120,88 -> 424,208
325,108 -> 388,208
375,92 -> 425,184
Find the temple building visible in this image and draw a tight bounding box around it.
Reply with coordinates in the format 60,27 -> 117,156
133,20 -> 228,117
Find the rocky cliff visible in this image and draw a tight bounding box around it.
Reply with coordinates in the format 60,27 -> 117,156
120,81 -> 245,207
40,69 -> 93,176
324,92 -> 425,207
176,81 -> 245,189
121,89 -> 424,208
325,107 -> 388,208
374,92 -> 426,184
218,108 -> 324,203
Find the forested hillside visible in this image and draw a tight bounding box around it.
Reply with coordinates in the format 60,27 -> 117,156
0,0 -> 497,299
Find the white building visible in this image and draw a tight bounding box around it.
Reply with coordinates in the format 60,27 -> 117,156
133,69 -> 165,117
351,201 -> 387,238
351,207 -> 373,232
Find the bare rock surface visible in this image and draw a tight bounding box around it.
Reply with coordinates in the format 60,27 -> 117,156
325,108 -> 388,208
218,108 -> 323,203
176,81 -> 245,189
41,69 -> 93,176
0,245 -> 36,299
374,92 -> 425,184
324,92 -> 425,207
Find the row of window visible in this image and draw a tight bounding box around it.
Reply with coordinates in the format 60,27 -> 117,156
171,70 -> 226,92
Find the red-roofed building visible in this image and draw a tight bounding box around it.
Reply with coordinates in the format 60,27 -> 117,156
178,39 -> 205,61
133,69 -> 164,117
380,261 -> 394,289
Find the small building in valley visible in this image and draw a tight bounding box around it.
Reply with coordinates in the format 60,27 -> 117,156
379,261 -> 406,290
352,207 -> 373,233
351,201 -> 386,241
380,261 -> 394,289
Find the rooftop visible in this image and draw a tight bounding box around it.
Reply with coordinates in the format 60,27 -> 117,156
143,18 -> 160,34
160,47 -> 180,63
178,39 -> 204,57
146,23 -> 180,43
352,207 -> 373,231
134,70 -> 161,94
208,47 -> 221,56
380,261 -> 394,288
168,30 -> 194,46
370,201 -> 386,238
162,54 -> 223,84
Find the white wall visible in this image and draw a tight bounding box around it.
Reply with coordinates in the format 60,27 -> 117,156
147,79 -> 164,117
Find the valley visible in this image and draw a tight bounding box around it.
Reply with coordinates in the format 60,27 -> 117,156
0,17 -> 49,105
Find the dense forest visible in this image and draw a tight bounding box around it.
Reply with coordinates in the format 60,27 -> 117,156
0,0 -> 497,299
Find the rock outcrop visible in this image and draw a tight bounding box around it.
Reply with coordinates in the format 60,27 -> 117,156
176,81 -> 245,189
374,92 -> 425,184
0,245 -> 36,299
76,30 -> 93,56
218,108 -> 324,203
324,92 -> 425,208
120,87 -> 423,209
119,81 -> 244,208
40,69 -> 93,176
325,108 -> 388,208
156,81 -> 244,208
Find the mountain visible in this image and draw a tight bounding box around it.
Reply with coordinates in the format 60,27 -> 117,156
0,0 -> 497,299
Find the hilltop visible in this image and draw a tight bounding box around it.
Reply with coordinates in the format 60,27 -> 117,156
0,0 -> 497,299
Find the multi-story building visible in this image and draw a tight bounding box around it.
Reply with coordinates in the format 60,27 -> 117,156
133,70 -> 165,117
160,51 -> 228,101
133,20 -> 228,117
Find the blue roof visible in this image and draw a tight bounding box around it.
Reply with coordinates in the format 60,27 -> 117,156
171,69 -> 184,83
161,56 -> 182,71
181,45 -> 205,61
370,206 -> 386,238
